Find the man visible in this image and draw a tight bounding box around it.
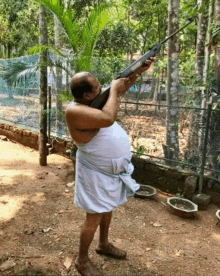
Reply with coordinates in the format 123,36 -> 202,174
65,60 -> 153,276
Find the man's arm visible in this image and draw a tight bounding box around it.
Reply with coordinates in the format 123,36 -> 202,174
66,78 -> 129,128
65,78 -> 130,143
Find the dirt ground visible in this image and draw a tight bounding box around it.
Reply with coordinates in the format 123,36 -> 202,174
1,139 -> 220,276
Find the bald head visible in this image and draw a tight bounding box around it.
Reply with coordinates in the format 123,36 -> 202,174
71,71 -> 96,99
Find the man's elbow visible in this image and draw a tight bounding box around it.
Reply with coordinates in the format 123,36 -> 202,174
102,114 -> 116,127
104,118 -> 115,127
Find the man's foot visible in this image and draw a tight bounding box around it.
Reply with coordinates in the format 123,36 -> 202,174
96,243 -> 127,259
75,257 -> 104,276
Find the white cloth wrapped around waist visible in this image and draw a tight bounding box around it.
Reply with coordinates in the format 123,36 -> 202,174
74,151 -> 140,213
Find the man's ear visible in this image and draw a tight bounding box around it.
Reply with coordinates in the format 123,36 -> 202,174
83,91 -> 92,100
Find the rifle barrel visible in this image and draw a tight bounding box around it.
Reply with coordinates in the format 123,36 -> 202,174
160,18 -> 194,45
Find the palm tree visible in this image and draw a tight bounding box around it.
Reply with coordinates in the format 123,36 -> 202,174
2,1 -> 111,86
33,0 -> 111,72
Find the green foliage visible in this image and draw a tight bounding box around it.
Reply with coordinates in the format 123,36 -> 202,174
212,21 -> 220,45
28,45 -> 66,58
176,187 -> 183,198
126,0 -> 168,52
66,149 -> 72,155
32,0 -> 111,71
0,0 -> 40,58
90,56 -> 128,85
134,145 -> 148,157
95,22 -> 135,57
2,59 -> 38,86
59,90 -> 73,103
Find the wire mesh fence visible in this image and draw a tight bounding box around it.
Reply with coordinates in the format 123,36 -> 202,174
117,97 -> 220,183
0,55 -> 220,185
0,87 -> 219,185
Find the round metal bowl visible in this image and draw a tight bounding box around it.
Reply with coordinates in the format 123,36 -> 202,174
167,197 -> 198,218
135,185 -> 157,199
216,210 -> 220,225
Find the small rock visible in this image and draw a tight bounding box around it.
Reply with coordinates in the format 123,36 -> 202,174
0,135 -> 8,141
0,253 -> 9,262
146,248 -> 152,252
37,173 -> 45,180
175,250 -> 182,257
24,229 -> 35,235
57,166 -> 62,169
66,182 -> 75,188
65,189 -> 70,193
42,228 -> 52,233
0,260 -> 16,271
153,222 -> 162,227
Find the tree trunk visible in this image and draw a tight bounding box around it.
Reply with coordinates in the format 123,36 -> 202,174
135,77 -> 142,111
203,0 -> 214,85
210,0 -> 220,178
165,0 -> 180,164
7,43 -> 11,59
195,0 -> 208,151
149,60 -> 159,100
39,5 -> 48,166
187,0 -> 208,166
195,1 -> 208,88
214,0 -> 220,86
54,15 -> 63,137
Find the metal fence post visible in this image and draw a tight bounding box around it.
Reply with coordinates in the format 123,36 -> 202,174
199,103 -> 212,193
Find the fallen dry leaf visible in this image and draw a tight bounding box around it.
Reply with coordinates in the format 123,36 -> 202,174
63,257 -> 72,270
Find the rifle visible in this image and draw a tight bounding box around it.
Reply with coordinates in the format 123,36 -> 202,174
90,18 -> 194,110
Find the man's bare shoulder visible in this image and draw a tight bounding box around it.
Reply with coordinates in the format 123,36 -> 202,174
66,102 -> 94,119
65,100 -> 114,131
66,102 -> 85,112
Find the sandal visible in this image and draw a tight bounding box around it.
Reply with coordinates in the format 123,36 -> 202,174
96,243 -> 127,259
75,258 -> 104,276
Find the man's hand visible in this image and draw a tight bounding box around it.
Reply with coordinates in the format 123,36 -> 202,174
111,78 -> 131,97
112,58 -> 155,98
135,57 -> 155,76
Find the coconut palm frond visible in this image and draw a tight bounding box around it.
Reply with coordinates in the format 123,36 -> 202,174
77,4 -> 110,71
82,5 -> 109,48
33,0 -> 111,71
33,0 -> 80,52
2,60 -> 39,86
2,52 -> 73,87
28,44 -> 68,58
213,23 -> 220,38
47,54 -> 73,76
